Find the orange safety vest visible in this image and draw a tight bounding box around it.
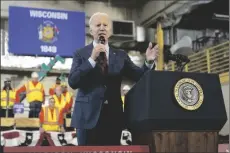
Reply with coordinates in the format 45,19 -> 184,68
1,90 -> 16,108
25,81 -> 44,102
42,107 -> 60,131
63,92 -> 72,104
53,94 -> 68,110
49,84 -> 60,96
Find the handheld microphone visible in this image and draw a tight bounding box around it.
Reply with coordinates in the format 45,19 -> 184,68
96,36 -> 106,65
99,36 -> 106,57
99,35 -> 105,44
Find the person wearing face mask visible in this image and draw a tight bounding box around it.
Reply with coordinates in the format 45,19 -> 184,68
15,72 -> 45,118
49,77 -> 61,96
68,12 -> 159,146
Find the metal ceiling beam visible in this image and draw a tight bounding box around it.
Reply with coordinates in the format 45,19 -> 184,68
141,0 -> 185,27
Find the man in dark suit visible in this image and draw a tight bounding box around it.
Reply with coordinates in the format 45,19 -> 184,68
68,12 -> 159,146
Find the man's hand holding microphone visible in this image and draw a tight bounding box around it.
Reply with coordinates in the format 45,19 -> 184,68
90,44 -> 106,61
90,36 -> 106,61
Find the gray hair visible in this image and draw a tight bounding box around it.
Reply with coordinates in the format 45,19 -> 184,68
89,12 -> 110,28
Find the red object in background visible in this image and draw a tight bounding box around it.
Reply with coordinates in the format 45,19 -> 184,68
4,146 -> 149,153
219,144 -> 229,153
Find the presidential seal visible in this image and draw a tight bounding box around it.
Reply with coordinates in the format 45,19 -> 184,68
174,78 -> 204,111
38,20 -> 59,43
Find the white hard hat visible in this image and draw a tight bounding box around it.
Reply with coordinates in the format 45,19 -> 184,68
31,72 -> 39,78
123,85 -> 130,90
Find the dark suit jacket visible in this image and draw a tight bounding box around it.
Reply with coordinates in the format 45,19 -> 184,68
68,43 -> 153,129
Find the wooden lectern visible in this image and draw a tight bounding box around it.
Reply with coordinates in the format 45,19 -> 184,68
124,71 -> 227,153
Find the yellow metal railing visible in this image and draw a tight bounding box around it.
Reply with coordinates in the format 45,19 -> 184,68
167,41 -> 229,74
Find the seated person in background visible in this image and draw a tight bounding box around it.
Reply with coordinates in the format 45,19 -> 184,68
39,97 -> 65,133
1,78 -> 16,117
49,77 -> 61,96
61,83 -> 73,118
15,72 -> 45,118
121,85 -> 131,111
